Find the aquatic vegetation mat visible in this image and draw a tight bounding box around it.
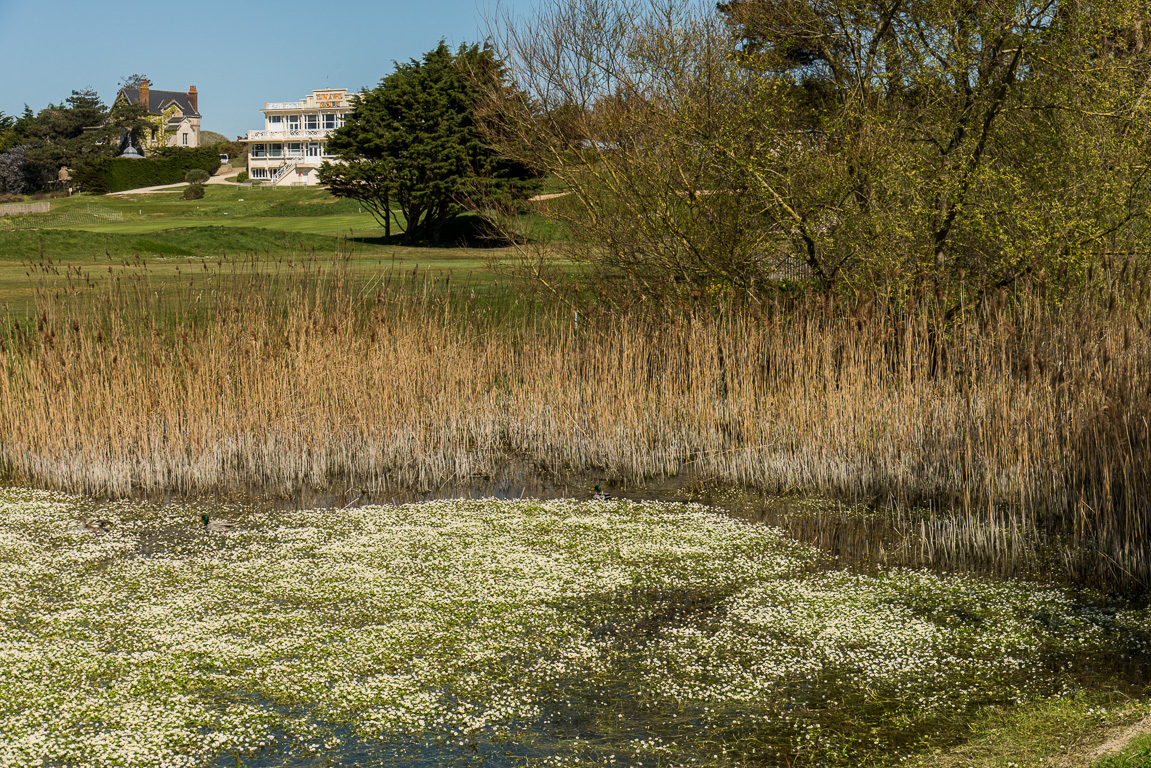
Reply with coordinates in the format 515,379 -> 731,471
0,489 -> 1146,767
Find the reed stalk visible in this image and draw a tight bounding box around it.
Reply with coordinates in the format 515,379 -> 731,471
1,255 -> 1148,588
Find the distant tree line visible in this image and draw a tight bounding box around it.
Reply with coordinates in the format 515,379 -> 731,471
0,89 -> 119,194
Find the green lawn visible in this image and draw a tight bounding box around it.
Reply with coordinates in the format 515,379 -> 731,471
6,185 -> 440,239
0,185 -> 564,310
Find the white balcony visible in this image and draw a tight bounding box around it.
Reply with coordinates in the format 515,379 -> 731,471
265,101 -> 305,110
245,128 -> 330,141
250,153 -> 335,163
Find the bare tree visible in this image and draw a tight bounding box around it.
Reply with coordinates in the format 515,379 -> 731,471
481,0 -> 775,305
482,0 -> 1151,306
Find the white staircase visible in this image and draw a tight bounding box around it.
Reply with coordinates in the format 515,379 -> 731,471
271,161 -> 298,187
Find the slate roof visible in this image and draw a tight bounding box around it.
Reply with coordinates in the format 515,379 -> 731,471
118,88 -> 201,118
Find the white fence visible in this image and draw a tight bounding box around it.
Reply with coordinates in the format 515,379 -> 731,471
0,204 -> 124,229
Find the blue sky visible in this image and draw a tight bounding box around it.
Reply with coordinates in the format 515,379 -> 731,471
0,0 -> 526,140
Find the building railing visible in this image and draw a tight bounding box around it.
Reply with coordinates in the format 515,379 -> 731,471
265,101 -> 305,109
246,128 -> 331,141
271,161 -> 298,184
250,154 -> 337,163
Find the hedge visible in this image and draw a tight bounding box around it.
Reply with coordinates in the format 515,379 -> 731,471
72,147 -> 221,194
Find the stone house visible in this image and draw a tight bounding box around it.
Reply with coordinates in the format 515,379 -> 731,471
113,81 -> 201,151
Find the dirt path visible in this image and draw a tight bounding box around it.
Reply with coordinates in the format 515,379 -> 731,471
1084,713 -> 1151,763
1054,713 -> 1151,767
108,166 -> 243,196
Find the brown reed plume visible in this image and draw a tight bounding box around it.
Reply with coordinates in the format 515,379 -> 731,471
0,254 -> 1148,589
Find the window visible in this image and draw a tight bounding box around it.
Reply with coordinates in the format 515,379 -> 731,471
305,115 -> 319,130
269,114 -> 283,124
322,113 -> 337,130
268,143 -> 283,158
286,142 -> 303,157
252,144 -> 266,158
288,115 -> 300,131
306,143 -> 321,157
182,132 -> 188,146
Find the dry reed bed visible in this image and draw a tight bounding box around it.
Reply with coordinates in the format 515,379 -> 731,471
1,259 -> 1148,586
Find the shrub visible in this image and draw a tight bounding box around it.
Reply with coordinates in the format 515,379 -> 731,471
73,147 -> 223,194
0,146 -> 37,196
70,158 -> 111,194
182,184 -> 205,200
0,193 -> 23,204
236,171 -> 249,183
185,168 -> 210,185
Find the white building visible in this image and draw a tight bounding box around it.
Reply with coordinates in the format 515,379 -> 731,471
241,88 -> 355,187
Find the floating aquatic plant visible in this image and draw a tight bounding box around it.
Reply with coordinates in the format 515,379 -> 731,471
0,488 -> 1145,767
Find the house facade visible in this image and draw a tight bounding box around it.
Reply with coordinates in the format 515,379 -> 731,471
113,82 -> 201,150
240,88 -> 355,187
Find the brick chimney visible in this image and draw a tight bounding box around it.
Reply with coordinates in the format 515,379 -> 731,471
139,80 -> 150,111
188,85 -> 198,113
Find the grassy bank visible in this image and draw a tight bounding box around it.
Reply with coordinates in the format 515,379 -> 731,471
0,256 -> 1148,590
909,695 -> 1151,767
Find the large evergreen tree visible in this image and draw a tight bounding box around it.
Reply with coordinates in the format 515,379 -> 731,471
0,111 -> 13,150
3,90 -> 121,190
23,89 -> 113,169
319,42 -> 537,243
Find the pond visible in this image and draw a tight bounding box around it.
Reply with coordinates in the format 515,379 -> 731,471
0,487 -> 1148,767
